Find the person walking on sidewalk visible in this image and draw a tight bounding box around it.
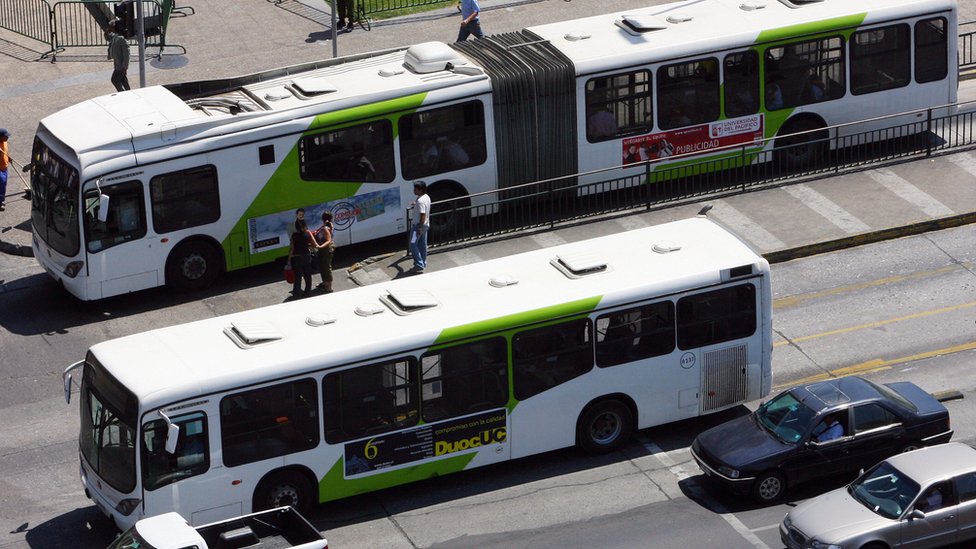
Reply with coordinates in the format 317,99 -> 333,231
0,128 -> 9,211
105,21 -> 130,92
456,0 -> 484,42
315,211 -> 335,292
409,181 -> 431,272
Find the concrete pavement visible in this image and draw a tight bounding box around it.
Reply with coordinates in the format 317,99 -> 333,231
3,0 -> 976,284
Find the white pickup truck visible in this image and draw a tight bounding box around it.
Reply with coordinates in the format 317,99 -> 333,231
107,506 -> 328,549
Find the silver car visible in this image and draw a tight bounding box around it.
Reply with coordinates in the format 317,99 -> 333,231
781,442 -> 976,549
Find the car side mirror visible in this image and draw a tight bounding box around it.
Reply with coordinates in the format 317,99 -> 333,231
909,509 -> 926,520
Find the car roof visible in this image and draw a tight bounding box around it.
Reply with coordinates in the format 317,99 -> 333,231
886,443 -> 976,486
792,376 -> 883,412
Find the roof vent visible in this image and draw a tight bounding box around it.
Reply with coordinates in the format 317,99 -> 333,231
739,1 -> 766,10
615,15 -> 667,36
355,303 -> 386,317
653,240 -> 682,254
290,76 -> 338,96
379,66 -> 405,77
306,314 -> 336,327
489,274 -> 519,288
380,289 -> 439,315
550,252 -> 608,279
778,0 -> 824,7
403,42 -> 469,74
223,321 -> 283,349
564,31 -> 591,42
666,13 -> 693,24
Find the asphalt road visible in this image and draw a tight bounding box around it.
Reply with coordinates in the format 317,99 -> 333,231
2,221 -> 976,549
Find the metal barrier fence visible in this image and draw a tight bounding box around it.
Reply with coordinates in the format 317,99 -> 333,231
358,0 -> 453,16
0,0 -> 184,60
425,102 -> 976,247
962,21 -> 976,74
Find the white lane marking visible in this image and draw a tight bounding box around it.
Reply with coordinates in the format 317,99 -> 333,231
615,216 -> 651,232
947,152 -> 976,179
638,435 -> 771,549
707,200 -> 786,252
783,184 -> 870,234
444,248 -> 482,267
530,232 -> 568,248
868,168 -> 955,218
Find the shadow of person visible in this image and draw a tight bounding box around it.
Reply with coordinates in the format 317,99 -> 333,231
306,30 -> 336,43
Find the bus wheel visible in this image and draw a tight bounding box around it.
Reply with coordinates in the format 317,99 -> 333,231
428,185 -> 469,241
253,470 -> 314,514
166,240 -> 221,292
577,400 -> 634,454
774,118 -> 827,171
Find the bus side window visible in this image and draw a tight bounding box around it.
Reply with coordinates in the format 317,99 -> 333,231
299,121 -> 396,183
150,165 -> 220,234
723,51 -> 759,118
84,181 -> 146,253
596,301 -> 676,367
584,71 -> 652,143
399,101 -> 488,180
657,57 -> 720,130
915,17 -> 948,84
764,37 -> 845,110
420,337 -> 507,422
220,379 -> 319,467
513,319 -> 593,401
141,411 -> 209,491
323,358 -> 418,444
676,284 -> 756,350
850,24 -> 910,95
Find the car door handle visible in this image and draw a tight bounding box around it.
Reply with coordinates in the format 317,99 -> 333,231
943,515 -> 955,521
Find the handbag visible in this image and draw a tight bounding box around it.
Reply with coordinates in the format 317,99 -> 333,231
284,263 -> 295,284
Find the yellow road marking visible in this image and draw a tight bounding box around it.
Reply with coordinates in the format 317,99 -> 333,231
773,300 -> 976,348
773,264 -> 966,310
773,341 -> 976,390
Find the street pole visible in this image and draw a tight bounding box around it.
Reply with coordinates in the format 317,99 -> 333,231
135,0 -> 147,88
332,0 -> 338,58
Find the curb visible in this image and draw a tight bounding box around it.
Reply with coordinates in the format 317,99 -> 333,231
763,212 -> 976,264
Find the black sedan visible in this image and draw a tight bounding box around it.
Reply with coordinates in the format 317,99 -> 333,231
690,376 -> 952,503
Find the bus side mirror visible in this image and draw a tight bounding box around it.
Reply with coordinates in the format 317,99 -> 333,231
158,410 -> 180,454
97,193 -> 110,223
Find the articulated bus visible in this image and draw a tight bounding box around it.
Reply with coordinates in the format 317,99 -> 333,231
31,0 -> 956,299
63,216 -> 772,529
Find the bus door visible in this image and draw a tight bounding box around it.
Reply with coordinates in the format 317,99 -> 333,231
140,406 -> 243,525
82,177 -> 156,299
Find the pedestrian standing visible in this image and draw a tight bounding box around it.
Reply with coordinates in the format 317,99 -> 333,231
287,219 -> 316,296
409,181 -> 431,272
0,128 -> 8,211
337,0 -> 355,32
315,211 -> 335,293
105,21 -> 131,92
456,0 -> 484,42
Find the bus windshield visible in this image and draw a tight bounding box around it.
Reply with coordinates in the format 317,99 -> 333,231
30,136 -> 80,257
80,355 -> 138,493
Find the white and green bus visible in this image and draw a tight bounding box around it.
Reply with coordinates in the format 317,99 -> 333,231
63,216 -> 773,529
31,0 -> 956,299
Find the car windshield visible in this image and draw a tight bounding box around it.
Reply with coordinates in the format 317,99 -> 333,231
754,390 -> 816,443
107,528 -> 157,549
848,461 -> 920,520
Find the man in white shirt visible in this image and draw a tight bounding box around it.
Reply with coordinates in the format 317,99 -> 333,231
410,181 -> 431,272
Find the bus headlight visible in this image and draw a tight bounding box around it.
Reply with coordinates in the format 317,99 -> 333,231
718,465 -> 740,479
64,261 -> 84,278
115,498 -> 141,516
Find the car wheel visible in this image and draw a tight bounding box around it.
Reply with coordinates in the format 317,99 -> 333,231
576,400 -> 634,454
899,442 -> 923,453
166,240 -> 222,291
253,470 -> 314,514
752,471 -> 785,503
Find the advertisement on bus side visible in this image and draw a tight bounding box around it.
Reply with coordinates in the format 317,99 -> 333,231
621,114 -> 764,164
343,409 -> 507,476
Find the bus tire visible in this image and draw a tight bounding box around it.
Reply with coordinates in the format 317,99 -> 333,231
253,470 -> 314,514
428,184 -> 469,241
774,117 -> 828,171
576,399 -> 634,454
166,239 -> 221,292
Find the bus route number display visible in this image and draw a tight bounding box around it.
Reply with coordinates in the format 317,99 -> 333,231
344,409 -> 507,476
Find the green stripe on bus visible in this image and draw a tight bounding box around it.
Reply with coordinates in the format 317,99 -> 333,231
318,453 -> 476,502
433,296 -> 603,345
221,93 -> 427,268
756,14 -> 867,43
